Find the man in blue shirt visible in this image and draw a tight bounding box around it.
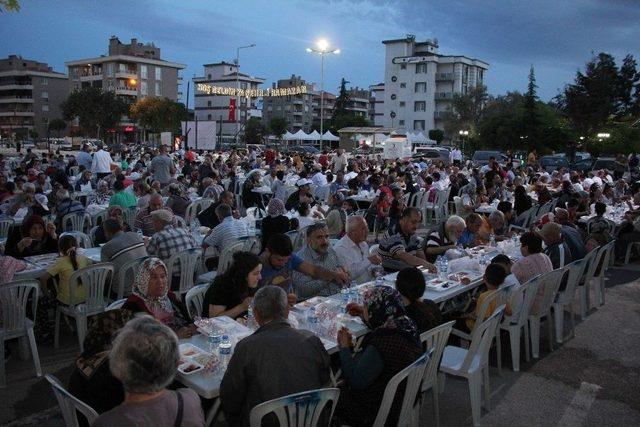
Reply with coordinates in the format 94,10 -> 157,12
458,213 -> 483,248
76,144 -> 93,171
259,233 -> 348,303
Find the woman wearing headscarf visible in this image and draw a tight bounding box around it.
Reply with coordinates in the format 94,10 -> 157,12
67,309 -> 134,419
260,198 -> 291,250
459,181 -> 477,215
5,214 -> 58,259
122,257 -> 196,338
337,286 -> 423,427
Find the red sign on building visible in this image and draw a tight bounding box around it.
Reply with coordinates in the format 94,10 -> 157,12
228,98 -> 236,122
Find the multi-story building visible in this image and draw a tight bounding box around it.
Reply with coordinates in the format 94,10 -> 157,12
0,55 -> 68,140
381,35 -> 488,135
262,75 -> 315,133
345,87 -> 370,119
369,83 -> 385,126
312,91 -> 335,129
193,61 -> 264,143
66,36 -> 185,141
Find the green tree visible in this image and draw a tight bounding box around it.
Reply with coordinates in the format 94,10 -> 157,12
332,78 -> 350,120
0,0 -> 20,12
268,117 -> 288,141
522,66 -> 540,141
617,54 -> 640,117
48,118 -> 66,137
61,87 -> 128,139
428,129 -> 444,144
441,85 -> 488,138
129,97 -> 187,134
243,117 -> 264,144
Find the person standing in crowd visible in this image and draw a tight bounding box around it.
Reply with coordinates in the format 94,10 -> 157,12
91,143 -> 114,180
76,144 -> 93,172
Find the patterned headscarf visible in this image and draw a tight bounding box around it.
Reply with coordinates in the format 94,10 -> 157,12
267,197 -> 286,217
132,257 -> 174,321
362,286 -> 419,344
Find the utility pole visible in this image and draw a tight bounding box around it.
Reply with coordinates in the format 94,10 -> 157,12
184,80 -> 190,150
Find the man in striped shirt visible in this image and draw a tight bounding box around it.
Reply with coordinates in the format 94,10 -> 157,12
203,203 -> 249,254
425,215 -> 466,263
101,219 -> 148,297
378,207 -> 436,272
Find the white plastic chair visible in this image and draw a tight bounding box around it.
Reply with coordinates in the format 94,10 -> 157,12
184,202 -> 199,226
528,268 -> 565,359
55,263 -> 114,352
115,256 -> 150,300
88,226 -> 100,245
45,374 -> 98,427
373,351 -> 431,427
165,248 -> 202,296
369,244 -> 380,257
106,299 -> 126,311
249,387 -> 340,427
59,231 -> 93,248
576,246 -> 600,320
174,215 -> 187,229
453,196 -> 464,217
246,207 -> 267,219
552,259 -> 587,344
316,185 -> 331,203
185,283 -> 210,319
122,207 -> 137,230
419,321 -> 455,426
590,239 -> 615,308
624,241 -> 640,264
215,241 -> 245,276
242,236 -> 261,254
500,277 -> 540,371
440,306 -> 506,427
0,280 -> 41,387
0,218 -> 14,239
62,212 -> 91,233
90,210 -> 108,228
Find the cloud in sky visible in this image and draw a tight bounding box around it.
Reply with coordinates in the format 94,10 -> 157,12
1,0 -> 638,101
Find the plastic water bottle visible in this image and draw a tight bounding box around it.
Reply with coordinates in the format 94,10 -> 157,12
375,268 -> 384,286
218,335 -> 232,370
489,233 -> 497,247
435,256 -> 444,279
442,257 -> 449,276
306,307 -> 319,334
207,329 -> 221,353
246,305 -> 256,330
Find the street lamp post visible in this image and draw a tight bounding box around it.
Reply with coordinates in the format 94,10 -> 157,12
306,39 -> 339,151
235,44 -> 256,146
459,130 -> 469,152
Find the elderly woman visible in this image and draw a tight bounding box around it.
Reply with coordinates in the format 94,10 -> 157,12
511,232 -> 553,285
337,286 -> 422,427
260,198 -> 291,250
92,205 -> 132,245
488,210 -> 511,240
122,257 -> 195,338
5,214 -> 58,259
459,182 -> 477,215
92,316 -> 204,426
88,180 -> 113,206
425,215 -> 466,263
7,181 -> 38,216
165,183 -> 190,219
135,180 -> 152,210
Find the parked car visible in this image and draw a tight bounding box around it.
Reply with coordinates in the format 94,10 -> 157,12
412,147 -> 450,165
570,158 -> 593,174
539,155 -> 570,173
592,157 -> 630,180
288,145 -> 320,155
471,150 -> 508,167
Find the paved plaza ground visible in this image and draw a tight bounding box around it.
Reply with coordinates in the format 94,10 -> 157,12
2,259 -> 639,426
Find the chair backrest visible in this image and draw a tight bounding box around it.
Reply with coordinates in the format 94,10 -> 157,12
595,239 -> 615,279
45,374 -> 98,427
0,218 -> 14,239
369,243 -> 380,257
242,236 -> 261,254
90,210 -> 108,228
372,351 -> 431,427
217,241 -> 245,275
106,299 -> 126,311
88,226 -> 100,245
468,288 -> 508,336
116,256 -> 150,300
184,202 -> 199,226
185,283 -> 210,319
580,245 -> 601,284
293,226 -> 311,251
174,215 -> 187,229
453,196 -> 464,216
246,207 -> 267,220
249,387 -> 340,427
68,263 -> 114,312
420,321 -> 454,389
534,267 -> 566,315
166,248 -> 202,295
461,305 -> 505,373
559,259 -> 586,301
60,231 -> 93,249
316,185 -> 331,203
283,185 -> 298,202
517,206 -> 537,229
62,212 -> 90,233
505,277 -> 540,327
408,192 -> 421,208
198,198 -> 214,213
122,207 -> 137,230
0,280 -> 39,334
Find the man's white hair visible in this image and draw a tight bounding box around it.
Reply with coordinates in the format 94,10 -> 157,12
346,215 -> 366,233
445,215 -> 466,230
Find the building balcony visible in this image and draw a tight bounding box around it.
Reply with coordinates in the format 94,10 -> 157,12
292,100 -> 303,105
80,74 -> 102,81
435,73 -> 454,81
0,111 -> 34,117
292,110 -> 303,115
434,111 -> 448,119
115,87 -> 137,96
435,92 -> 453,100
0,97 -> 34,104
0,84 -> 34,91
116,71 -> 138,80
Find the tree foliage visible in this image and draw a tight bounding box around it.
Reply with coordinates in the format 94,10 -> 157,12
268,117 -> 287,139
332,78 -> 350,119
48,118 -> 66,136
0,0 -> 20,13
129,97 -> 187,134
522,66 -> 540,140
244,117 -> 264,144
428,129 -> 444,144
60,88 -> 128,138
441,85 -> 488,137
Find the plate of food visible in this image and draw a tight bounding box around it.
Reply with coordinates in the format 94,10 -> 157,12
179,343 -> 206,358
178,361 -> 204,375
426,278 -> 457,291
296,296 -> 325,310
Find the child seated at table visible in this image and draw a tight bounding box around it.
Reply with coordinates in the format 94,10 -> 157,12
39,234 -> 89,307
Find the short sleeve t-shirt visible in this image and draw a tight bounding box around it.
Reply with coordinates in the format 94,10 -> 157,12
150,155 -> 174,184
258,253 -> 304,292
47,254 -> 89,305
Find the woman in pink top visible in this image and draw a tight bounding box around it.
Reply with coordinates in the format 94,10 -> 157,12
512,232 -> 554,313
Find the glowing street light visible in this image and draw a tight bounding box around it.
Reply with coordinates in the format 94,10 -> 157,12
459,130 -> 469,151
596,132 -> 610,139
307,38 -> 340,150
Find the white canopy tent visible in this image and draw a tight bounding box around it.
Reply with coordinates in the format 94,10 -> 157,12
283,131 -> 296,140
307,130 -> 322,141
322,130 -> 339,141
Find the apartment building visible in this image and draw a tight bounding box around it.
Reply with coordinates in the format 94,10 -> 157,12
0,55 -> 68,140
369,83 -> 385,126
193,61 -> 264,142
66,36 -> 185,140
381,35 -> 488,134
345,87 -> 370,118
262,75 -> 315,133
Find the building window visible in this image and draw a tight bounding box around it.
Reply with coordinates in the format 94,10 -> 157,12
155,81 -> 162,96
106,63 -> 114,77
415,64 -> 427,74
119,63 -> 126,73
400,82 -> 406,88
42,105 -> 49,112
140,81 -> 147,95
400,64 -> 407,70
155,67 -> 162,81
399,101 -> 405,107
241,82 -> 247,90
42,78 -> 48,86
415,82 -> 427,93
140,65 -> 147,79
414,101 -> 426,112
399,120 -> 405,126
207,114 -> 212,120
413,120 -> 425,130
207,74 -> 212,80
207,100 -> 212,107
41,91 -> 48,99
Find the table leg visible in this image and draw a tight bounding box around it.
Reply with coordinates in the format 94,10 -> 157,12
205,399 -> 221,427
